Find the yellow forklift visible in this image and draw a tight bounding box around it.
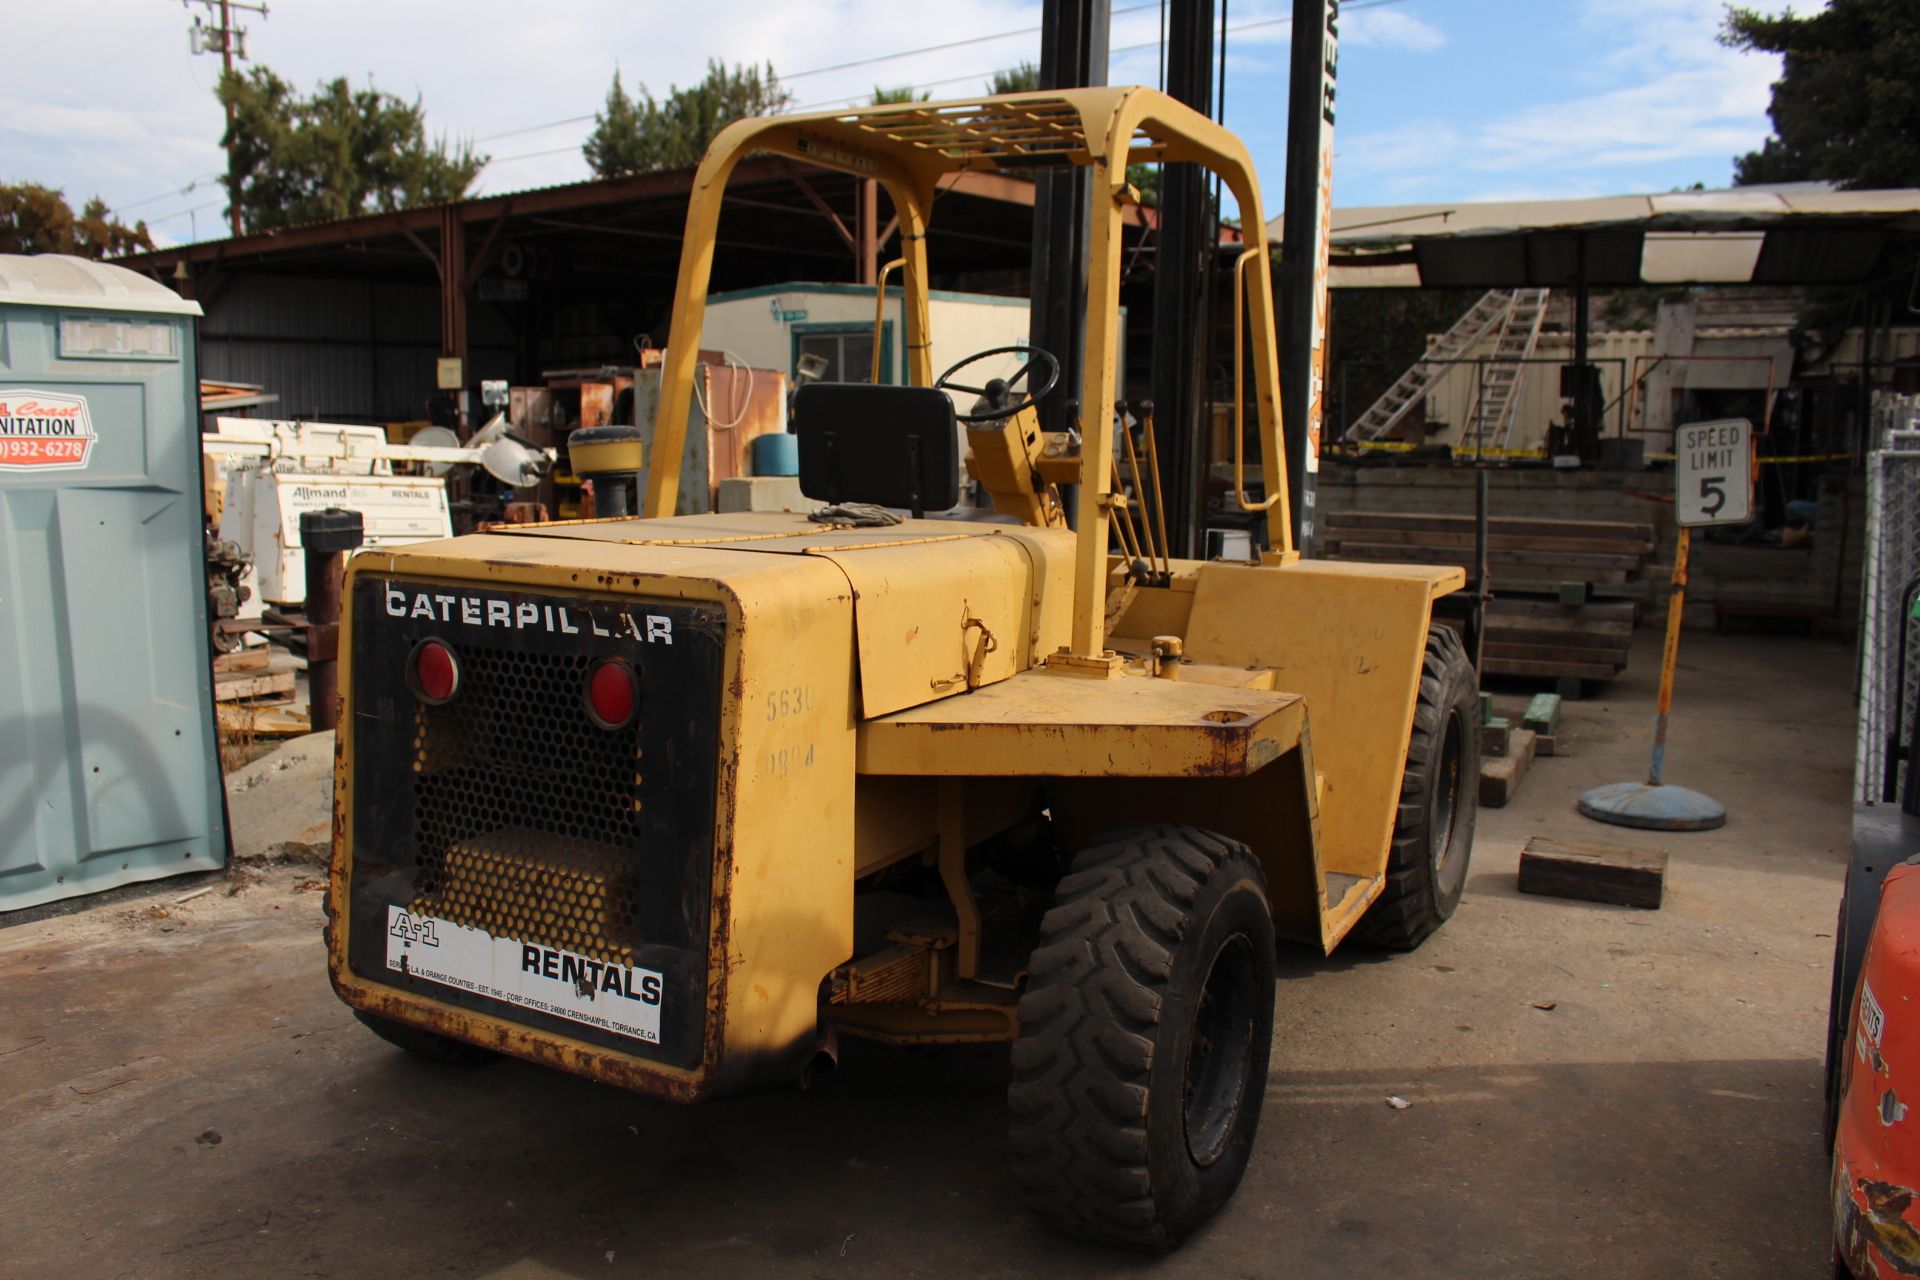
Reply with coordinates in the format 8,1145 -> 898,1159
326,86 -> 1477,1250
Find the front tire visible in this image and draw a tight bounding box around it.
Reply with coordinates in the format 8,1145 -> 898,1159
1009,824 -> 1276,1251
1353,625 -> 1479,950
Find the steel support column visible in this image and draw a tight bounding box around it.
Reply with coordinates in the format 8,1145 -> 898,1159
1573,233 -> 1591,448
857,179 -> 880,285
439,204 -> 469,433
1150,0 -> 1216,558
1552,232 -> 1607,463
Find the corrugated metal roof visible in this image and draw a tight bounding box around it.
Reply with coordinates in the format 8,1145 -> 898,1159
1296,185 -> 1920,289
0,253 -> 202,316
1300,184 -> 1920,246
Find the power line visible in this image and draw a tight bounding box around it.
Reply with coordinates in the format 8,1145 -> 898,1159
143,197 -> 224,226
0,9 -> 177,116
475,0 -> 1416,169
471,7 -> 1163,151
478,143 -> 586,172
476,114 -> 597,146
780,4 -> 1157,82
793,0 -> 1413,112
0,0 -> 117,76
109,174 -> 223,218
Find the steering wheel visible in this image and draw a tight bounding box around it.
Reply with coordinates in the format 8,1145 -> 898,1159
935,345 -> 1060,424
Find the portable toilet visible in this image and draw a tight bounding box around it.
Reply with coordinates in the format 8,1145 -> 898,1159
0,255 -> 227,909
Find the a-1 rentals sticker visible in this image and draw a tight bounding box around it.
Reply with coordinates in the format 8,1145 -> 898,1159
385,905 -> 663,1043
0,390 -> 96,471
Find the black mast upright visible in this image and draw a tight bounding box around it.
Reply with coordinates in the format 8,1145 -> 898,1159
1031,0 -> 1111,439
1279,0 -> 1339,552
1151,0 -> 1218,557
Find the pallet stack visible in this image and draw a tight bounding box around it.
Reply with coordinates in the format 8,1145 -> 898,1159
214,648 -> 309,737
1323,511 -> 1656,690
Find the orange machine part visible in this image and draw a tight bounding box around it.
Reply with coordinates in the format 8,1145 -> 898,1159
1835,860 -> 1920,1278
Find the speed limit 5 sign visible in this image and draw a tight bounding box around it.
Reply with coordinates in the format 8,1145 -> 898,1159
1675,418 -> 1753,528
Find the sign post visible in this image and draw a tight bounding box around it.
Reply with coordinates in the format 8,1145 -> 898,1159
1579,418 -> 1753,832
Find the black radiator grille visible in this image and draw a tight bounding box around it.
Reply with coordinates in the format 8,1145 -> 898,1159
410,643 -> 653,962
347,577 -> 724,1065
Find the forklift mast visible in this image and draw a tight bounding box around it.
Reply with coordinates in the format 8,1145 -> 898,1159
640,88 -> 1299,659
1033,0 -> 1340,556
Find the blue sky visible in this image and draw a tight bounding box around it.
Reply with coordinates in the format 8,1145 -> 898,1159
0,0 -> 1787,246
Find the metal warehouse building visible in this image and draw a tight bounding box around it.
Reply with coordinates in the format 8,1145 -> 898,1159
121,160 -> 1164,429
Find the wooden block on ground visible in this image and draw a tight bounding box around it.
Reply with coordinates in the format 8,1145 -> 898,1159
1518,836 -> 1667,909
1556,676 -> 1585,702
1535,734 -> 1557,757
215,669 -> 296,702
1478,728 -> 1536,808
1522,693 -> 1562,736
1479,692 -> 1495,725
1481,716 -> 1511,756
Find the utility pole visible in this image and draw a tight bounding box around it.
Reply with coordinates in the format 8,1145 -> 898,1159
184,0 -> 268,237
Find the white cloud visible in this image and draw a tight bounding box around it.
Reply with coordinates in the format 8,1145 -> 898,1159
1467,56 -> 1774,173
2,0 -> 1066,222
0,0 -> 1791,234
1333,0 -> 1780,201
1457,177 -> 1623,204
1337,121 -> 1463,174
1343,9 -> 1447,53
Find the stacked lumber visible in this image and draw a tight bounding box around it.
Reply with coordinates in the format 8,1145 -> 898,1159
1483,595 -> 1635,682
1324,511 -> 1654,685
214,648 -> 293,702
214,648 -> 310,740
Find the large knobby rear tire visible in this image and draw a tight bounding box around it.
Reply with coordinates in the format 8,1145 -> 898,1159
353,1009 -> 498,1066
1352,625 -> 1479,950
1009,824 -> 1276,1251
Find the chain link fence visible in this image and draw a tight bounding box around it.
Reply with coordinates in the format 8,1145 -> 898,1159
1858,393 -> 1920,804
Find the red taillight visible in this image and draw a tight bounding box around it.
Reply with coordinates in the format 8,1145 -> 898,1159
411,638 -> 459,704
585,659 -> 638,730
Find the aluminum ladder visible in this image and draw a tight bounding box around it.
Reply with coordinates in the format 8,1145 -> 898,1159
1344,289 -> 1514,442
1464,287 -> 1550,452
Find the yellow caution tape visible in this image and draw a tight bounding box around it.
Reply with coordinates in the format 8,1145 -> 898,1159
1645,452 -> 1855,464
1348,443 -> 1854,465
1348,442 -> 1547,459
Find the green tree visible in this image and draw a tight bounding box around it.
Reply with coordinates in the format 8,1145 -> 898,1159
989,62 -> 1041,95
584,61 -> 792,178
1125,162 -> 1161,207
584,70 -> 650,176
1722,0 -> 1920,188
217,67 -> 484,232
871,85 -> 930,105
0,183 -> 152,257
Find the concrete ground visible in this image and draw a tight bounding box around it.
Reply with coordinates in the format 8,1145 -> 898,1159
1,629 -> 1853,1278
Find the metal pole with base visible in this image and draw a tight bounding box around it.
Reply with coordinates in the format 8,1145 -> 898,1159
300,507 -> 363,735
1579,417 -> 1753,833
1579,526 -> 1727,830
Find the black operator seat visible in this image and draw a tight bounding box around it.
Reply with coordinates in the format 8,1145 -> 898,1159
792,382 -> 960,518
